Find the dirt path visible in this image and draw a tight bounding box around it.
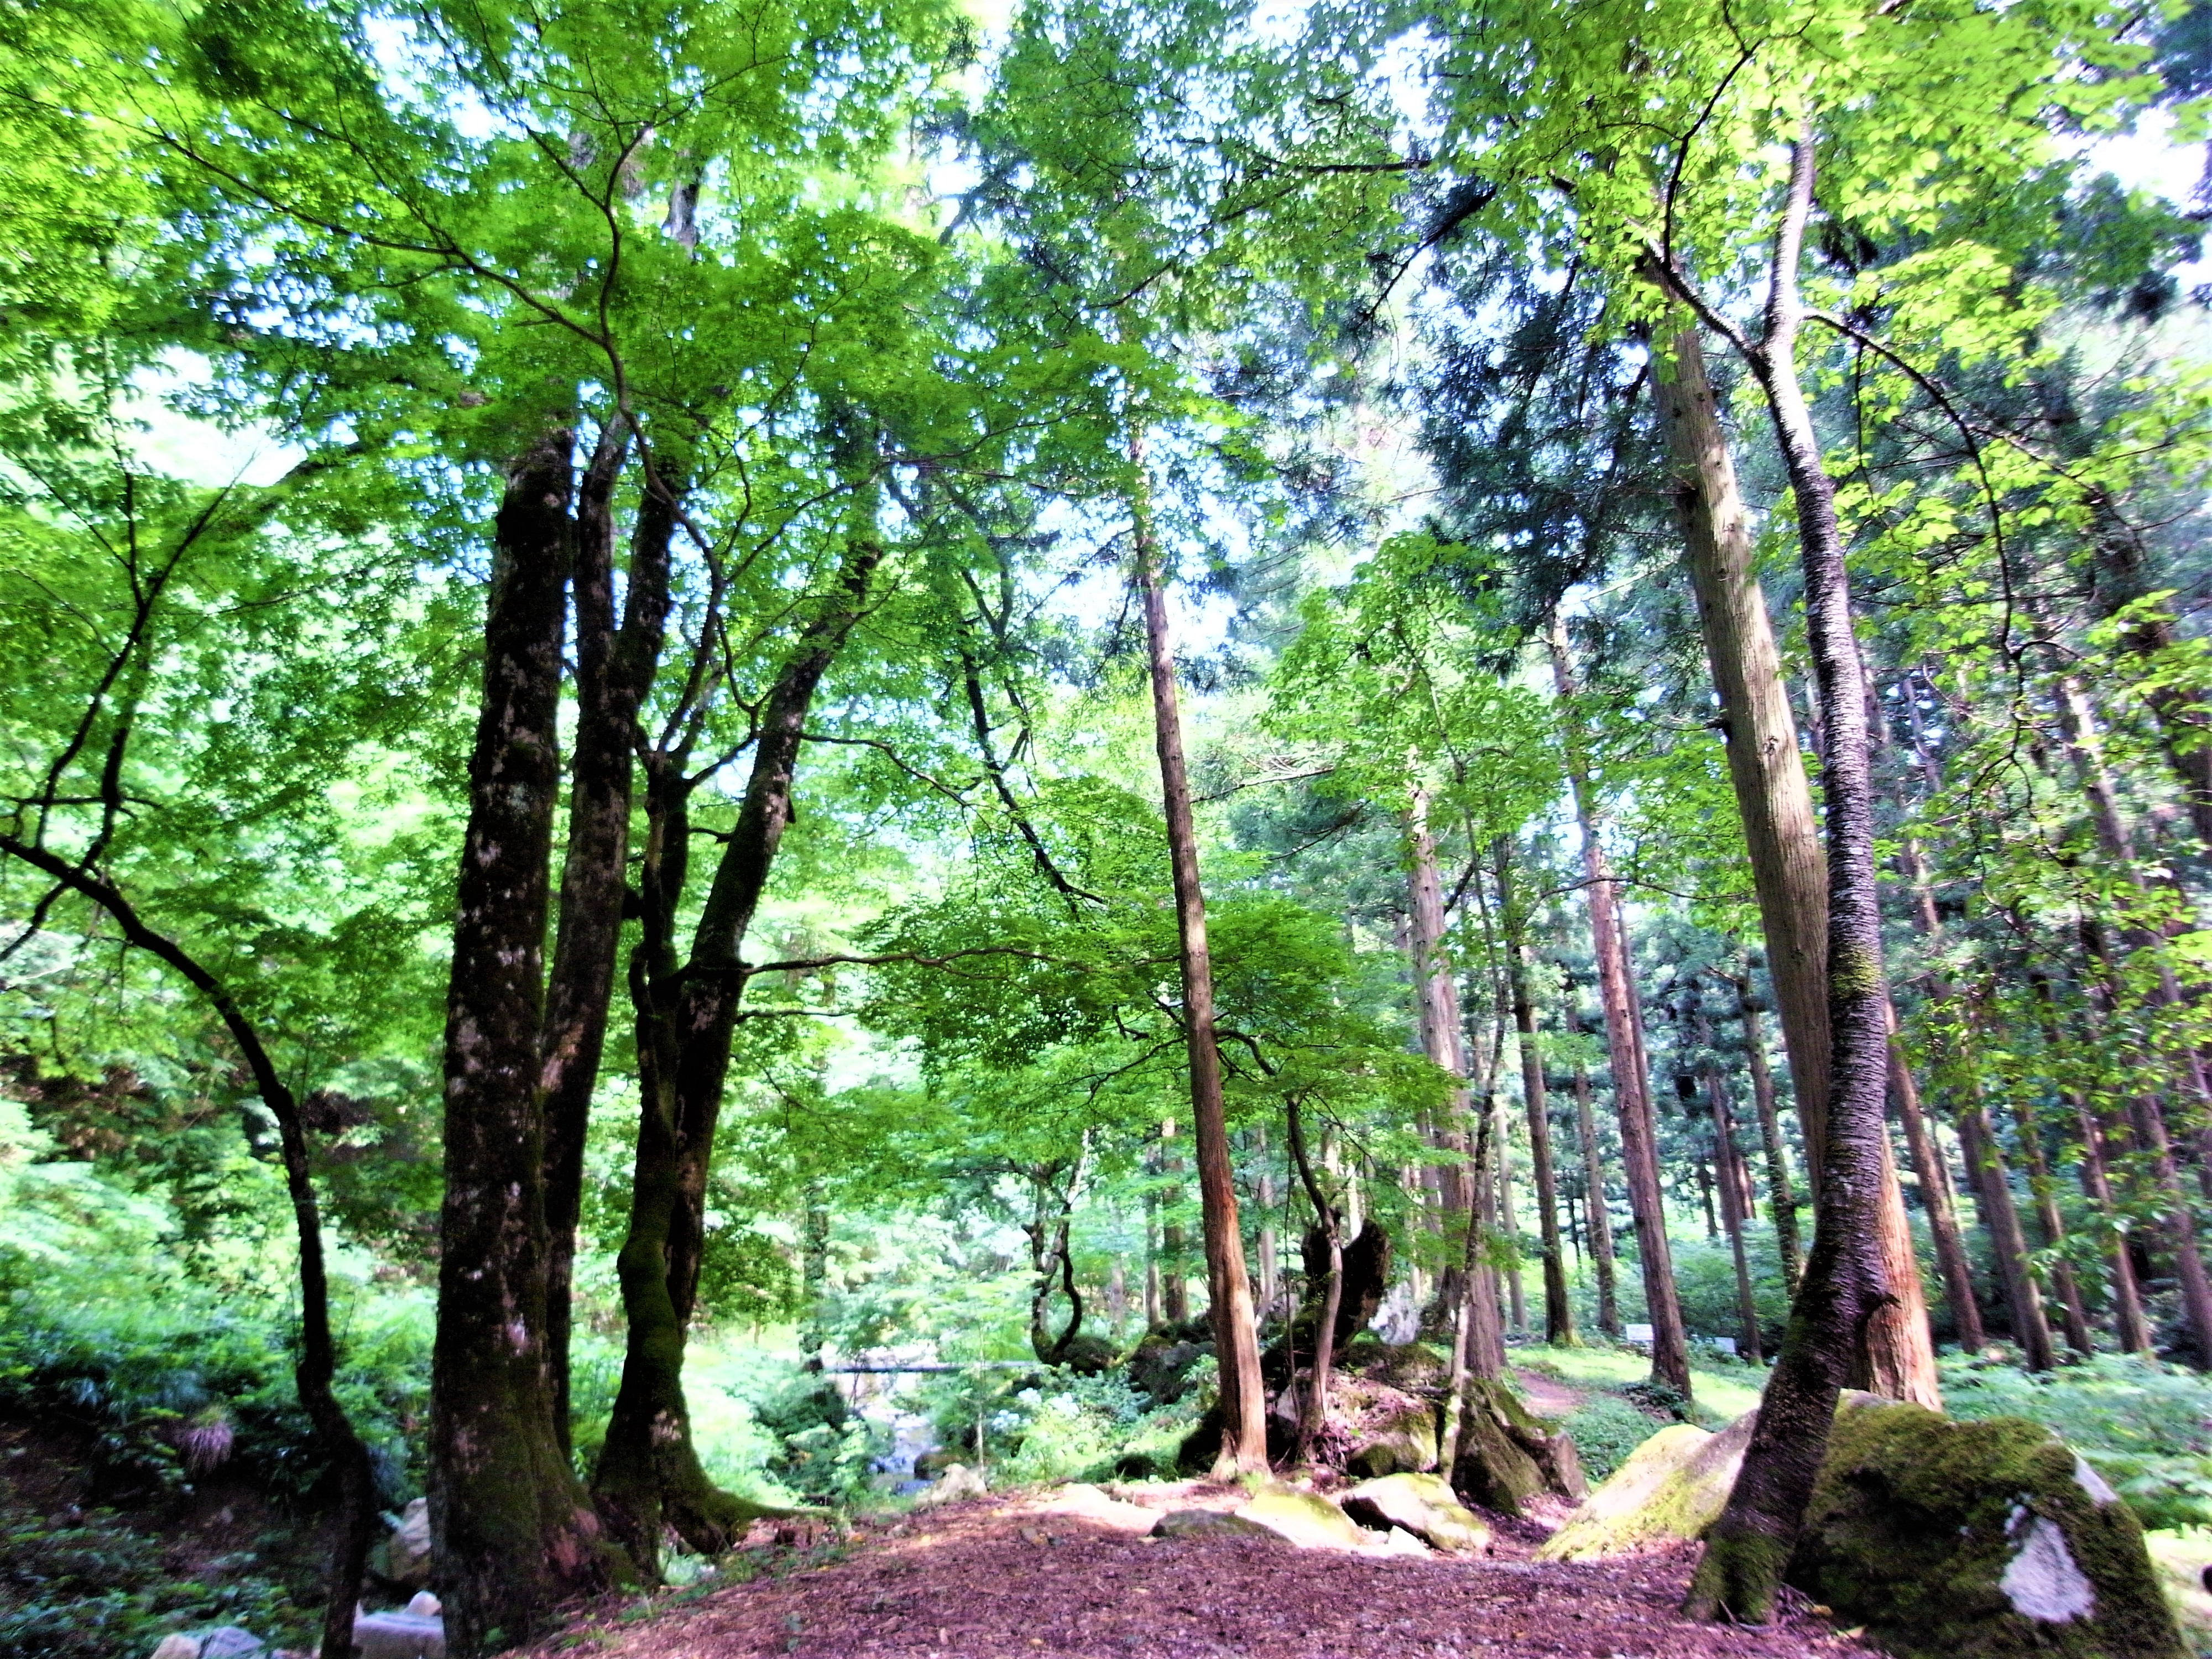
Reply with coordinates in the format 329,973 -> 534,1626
549,1486 -> 1871,1659
1511,1366 -> 1585,1421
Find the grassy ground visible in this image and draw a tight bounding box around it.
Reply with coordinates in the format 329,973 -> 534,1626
1515,1341 -> 1768,1427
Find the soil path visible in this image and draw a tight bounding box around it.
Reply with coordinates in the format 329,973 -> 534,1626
549,1486 -> 1871,1659
1511,1365 -> 1585,1421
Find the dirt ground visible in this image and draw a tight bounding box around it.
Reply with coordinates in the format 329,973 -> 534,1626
544,1480 -> 1877,1659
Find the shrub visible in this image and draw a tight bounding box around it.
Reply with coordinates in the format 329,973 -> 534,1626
1562,1395 -> 1666,1484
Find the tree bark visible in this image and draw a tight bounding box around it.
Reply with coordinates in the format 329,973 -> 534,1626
431,430 -> 618,1655
1131,436 -> 1266,1475
1564,995 -> 1620,1334
593,472 -> 884,1568
1652,320 -> 1936,1407
1702,1044 -> 1765,1364
1999,1079 -> 2094,1357
1883,1005 -> 1984,1353
1548,620 -> 1691,1397
1683,131 -> 1922,1623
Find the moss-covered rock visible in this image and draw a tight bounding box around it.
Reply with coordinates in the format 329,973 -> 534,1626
1537,1419 -> 1744,1561
1234,1486 -> 1376,1551
1452,1378 -> 1585,1516
1789,1401 -> 2184,1659
1341,1473 -> 1491,1554
1340,1384 -> 1442,1478
1150,1509 -> 1279,1541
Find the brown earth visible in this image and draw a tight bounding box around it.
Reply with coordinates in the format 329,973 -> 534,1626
539,1482 -> 1874,1659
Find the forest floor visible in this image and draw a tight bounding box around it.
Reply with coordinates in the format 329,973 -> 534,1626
549,1453 -> 1874,1658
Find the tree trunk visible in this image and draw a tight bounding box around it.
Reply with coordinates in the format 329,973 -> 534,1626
1956,1096 -> 2056,1371
1564,996 -> 1620,1334
1500,852 -> 1574,1345
1548,620 -> 1691,1397
1733,983 -> 1802,1293
1160,1122 -> 1190,1324
2001,1085 -> 2094,1358
1684,132 -> 1922,1624
1408,787 -> 1503,1374
1286,1095 -> 1342,1467
1702,1044 -> 1765,1364
593,475 -> 884,1568
542,436 -> 682,1451
431,431 -> 618,1655
1132,438 -> 1266,1475
1653,320 -> 1936,1408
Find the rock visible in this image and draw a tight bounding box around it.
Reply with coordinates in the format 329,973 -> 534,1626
1341,1473 -> 1491,1554
1452,1378 -> 1581,1515
1377,1526 -> 1430,1556
197,1630 -> 263,1659
1537,1419 -> 1743,1561
1126,1331 -> 1214,1406
404,1593 -> 440,1619
1233,1486 -> 1376,1551
1038,1483 -> 1157,1535
1787,1400 -> 2183,1659
1149,1509 -> 1279,1541
149,1636 -> 202,1659
351,1611 -> 443,1659
911,1462 -> 989,1508
1344,1395 -> 1442,1479
369,1496 -> 432,1589
913,1448 -> 963,1481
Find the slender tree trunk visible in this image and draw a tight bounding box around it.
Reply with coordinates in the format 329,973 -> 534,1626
432,431 -> 618,1655
1500,851 -> 1574,1345
1734,984 -> 1802,1293
1497,1097 -> 1528,1335
1254,1124 -> 1279,1321
1565,996 -> 1620,1334
2000,1083 -> 2093,1357
1685,132 -> 1923,1623
1653,320 -> 1936,1407
1408,787 -> 1502,1374
1132,439 -> 1265,1474
594,472 -> 884,1567
1700,1031 -> 1765,1364
1286,1095 -> 1342,1466
1549,623 -> 1689,1396
1956,1094 -> 2057,1370
1159,1121 -> 1190,1323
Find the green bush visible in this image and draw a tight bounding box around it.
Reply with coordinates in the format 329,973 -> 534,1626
1562,1395 -> 1666,1484
1942,1353 -> 2212,1530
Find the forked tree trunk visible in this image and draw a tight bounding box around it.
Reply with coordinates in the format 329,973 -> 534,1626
1652,322 -> 1937,1408
1285,1095 -> 1342,1467
1683,132 -> 1917,1624
1131,436 -> 1266,1474
431,431 -> 619,1655
1563,995 -> 1621,1334
542,437 -> 683,1450
594,474 -> 885,1568
1548,621 -> 1691,1397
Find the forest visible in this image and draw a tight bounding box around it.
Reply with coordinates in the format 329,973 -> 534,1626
3,0 -> 2212,1655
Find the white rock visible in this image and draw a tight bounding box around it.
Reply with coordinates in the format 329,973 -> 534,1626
2000,1516 -> 2097,1624
352,1610 -> 445,1659
912,1463 -> 989,1509
2072,1453 -> 2119,1506
404,1593 -> 440,1619
149,1635 -> 202,1659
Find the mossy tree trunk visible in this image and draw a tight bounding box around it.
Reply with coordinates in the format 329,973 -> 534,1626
541,437 -> 681,1452
1652,320 -> 1935,1410
431,430 -> 621,1656
593,473 -> 884,1568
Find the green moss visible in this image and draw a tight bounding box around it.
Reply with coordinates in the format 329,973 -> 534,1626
1684,1527 -> 1793,1624
1790,1403 -> 2184,1659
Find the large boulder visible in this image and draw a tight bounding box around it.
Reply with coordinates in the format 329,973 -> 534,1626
1339,1380 -> 1442,1479
1538,1417 -> 1747,1561
1788,1400 -> 2183,1659
351,1609 -> 443,1659
912,1462 -> 989,1508
1126,1327 -> 1214,1406
1453,1378 -> 1585,1516
1234,1486 -> 1377,1551
1150,1509 -> 1279,1541
1341,1473 -> 1491,1554
369,1497 -> 432,1589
